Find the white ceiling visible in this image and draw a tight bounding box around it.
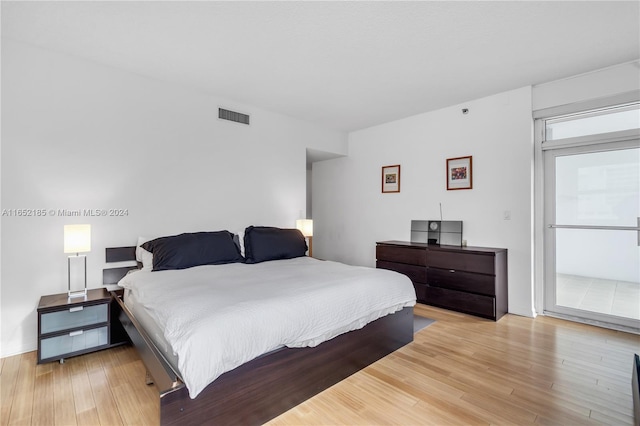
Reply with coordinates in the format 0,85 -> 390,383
2,1 -> 639,132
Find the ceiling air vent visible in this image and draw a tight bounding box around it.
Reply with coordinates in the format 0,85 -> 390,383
219,108 -> 250,125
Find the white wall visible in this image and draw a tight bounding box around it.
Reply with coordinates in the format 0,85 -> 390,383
313,87 -> 535,318
533,60 -> 640,111
0,40 -> 347,357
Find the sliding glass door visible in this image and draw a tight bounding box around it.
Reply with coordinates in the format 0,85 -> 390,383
542,103 -> 640,332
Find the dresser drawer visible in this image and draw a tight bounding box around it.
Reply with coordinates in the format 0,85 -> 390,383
40,326 -> 108,361
426,250 -> 495,275
425,287 -> 495,319
40,303 -> 108,334
377,245 -> 427,266
377,260 -> 427,284
427,267 -> 496,296
413,283 -> 428,302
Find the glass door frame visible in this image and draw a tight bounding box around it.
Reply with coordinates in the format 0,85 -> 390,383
533,92 -> 640,331
542,137 -> 639,332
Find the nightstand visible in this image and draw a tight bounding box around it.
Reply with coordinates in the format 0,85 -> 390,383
37,287 -> 128,364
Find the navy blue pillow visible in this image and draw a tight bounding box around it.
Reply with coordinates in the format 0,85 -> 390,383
142,231 -> 244,271
244,226 -> 308,264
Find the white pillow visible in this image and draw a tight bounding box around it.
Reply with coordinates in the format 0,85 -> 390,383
136,236 -> 154,271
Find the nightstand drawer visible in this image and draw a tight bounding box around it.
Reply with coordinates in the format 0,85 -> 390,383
40,303 -> 108,334
40,326 -> 108,361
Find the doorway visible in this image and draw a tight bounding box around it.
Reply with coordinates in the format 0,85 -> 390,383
541,103 -> 640,332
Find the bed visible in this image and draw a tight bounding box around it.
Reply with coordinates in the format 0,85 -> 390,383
103,227 -> 416,425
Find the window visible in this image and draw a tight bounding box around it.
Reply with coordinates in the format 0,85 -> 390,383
545,103 -> 639,141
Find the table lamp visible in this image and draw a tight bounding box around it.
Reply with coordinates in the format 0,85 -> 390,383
295,219 -> 313,257
64,224 -> 91,298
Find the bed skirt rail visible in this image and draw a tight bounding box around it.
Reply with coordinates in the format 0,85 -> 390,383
111,291 -> 184,396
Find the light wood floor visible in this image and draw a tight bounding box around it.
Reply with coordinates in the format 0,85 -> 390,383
2,304 -> 639,425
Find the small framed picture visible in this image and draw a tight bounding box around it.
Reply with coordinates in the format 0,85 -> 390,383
446,156 -> 472,190
381,164 -> 401,193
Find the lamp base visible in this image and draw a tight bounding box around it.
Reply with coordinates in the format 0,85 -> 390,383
68,289 -> 87,299
68,254 -> 87,299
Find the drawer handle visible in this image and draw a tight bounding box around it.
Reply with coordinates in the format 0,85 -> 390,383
449,269 -> 456,273
69,330 -> 84,337
69,306 -> 84,313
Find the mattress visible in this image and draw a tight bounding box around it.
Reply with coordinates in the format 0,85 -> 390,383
118,256 -> 416,398
123,287 -> 179,371
124,288 -> 282,374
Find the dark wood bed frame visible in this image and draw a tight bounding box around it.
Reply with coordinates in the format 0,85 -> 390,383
103,246 -> 414,426
633,354 -> 640,426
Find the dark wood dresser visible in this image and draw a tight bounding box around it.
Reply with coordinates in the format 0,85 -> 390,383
376,240 -> 508,321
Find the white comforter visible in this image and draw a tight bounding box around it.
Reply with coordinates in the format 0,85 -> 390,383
118,257 -> 416,398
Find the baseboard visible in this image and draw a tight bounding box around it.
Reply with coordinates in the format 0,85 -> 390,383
0,342 -> 37,359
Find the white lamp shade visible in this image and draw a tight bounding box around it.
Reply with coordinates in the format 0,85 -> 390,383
64,224 -> 91,253
296,219 -> 313,237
